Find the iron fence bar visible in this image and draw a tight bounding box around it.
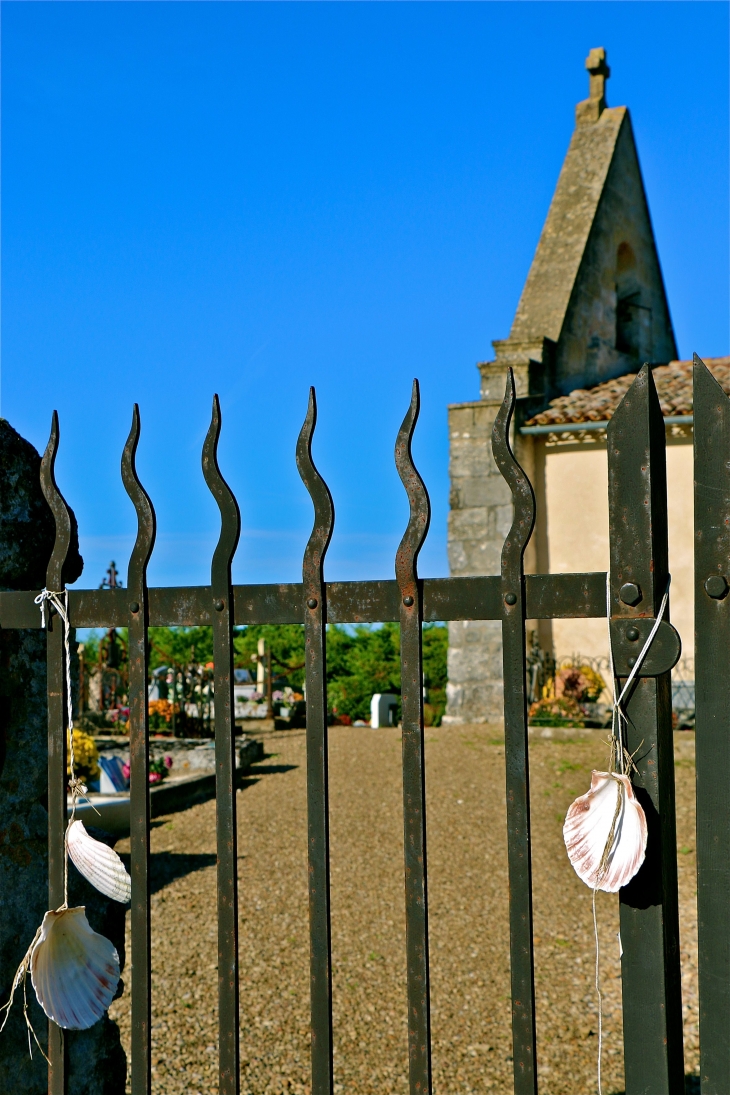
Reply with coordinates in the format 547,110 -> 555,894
493,369 -> 538,1095
607,364 -> 684,1095
395,380 -> 432,1095
296,388 -> 335,1095
121,406 -> 156,1095
202,396 -> 242,1095
0,572 -> 612,630
693,354 -> 730,1093
40,412 -> 72,1095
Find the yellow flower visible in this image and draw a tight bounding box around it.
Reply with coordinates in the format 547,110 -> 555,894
67,729 -> 100,782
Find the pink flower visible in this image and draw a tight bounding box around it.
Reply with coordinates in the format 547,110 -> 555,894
163,755 -> 173,769
148,771 -> 163,784
122,763 -> 130,780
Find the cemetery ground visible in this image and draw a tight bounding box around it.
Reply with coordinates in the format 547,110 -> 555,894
109,726 -> 699,1095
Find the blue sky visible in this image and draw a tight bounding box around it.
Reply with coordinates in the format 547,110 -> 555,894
2,1 -> 728,589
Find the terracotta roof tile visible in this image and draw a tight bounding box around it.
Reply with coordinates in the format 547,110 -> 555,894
525,357 -> 730,426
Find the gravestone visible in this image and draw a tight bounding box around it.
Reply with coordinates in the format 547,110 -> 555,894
0,418 -> 126,1094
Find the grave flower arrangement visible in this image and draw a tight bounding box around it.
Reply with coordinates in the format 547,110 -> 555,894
148,755 -> 173,784
529,663 -> 606,727
67,729 -> 100,787
121,754 -> 173,785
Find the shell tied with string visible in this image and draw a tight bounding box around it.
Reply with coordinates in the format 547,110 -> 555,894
67,820 -> 131,904
0,588 -> 128,1049
563,771 -> 647,892
30,908 -> 120,1030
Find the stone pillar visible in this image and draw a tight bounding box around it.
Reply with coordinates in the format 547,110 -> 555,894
445,346 -> 553,726
0,419 -> 126,1094
444,398 -> 512,724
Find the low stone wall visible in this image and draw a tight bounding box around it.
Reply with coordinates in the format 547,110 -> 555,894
94,735 -> 261,775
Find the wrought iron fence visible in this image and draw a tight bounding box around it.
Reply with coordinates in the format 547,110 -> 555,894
2,355 -> 728,1094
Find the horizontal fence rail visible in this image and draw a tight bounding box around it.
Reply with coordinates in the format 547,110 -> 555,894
7,360 -> 728,1094
0,571 -> 611,629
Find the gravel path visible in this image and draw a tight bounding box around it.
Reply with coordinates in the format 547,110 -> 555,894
109,727 -> 699,1095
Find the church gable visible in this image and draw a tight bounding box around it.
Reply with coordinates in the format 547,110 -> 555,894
481,48 -> 676,405
555,111 -> 677,395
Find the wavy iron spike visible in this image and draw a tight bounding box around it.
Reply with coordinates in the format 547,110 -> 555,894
202,395 -> 241,585
492,368 -> 535,573
395,378 -> 431,595
296,387 -> 335,585
40,411 -> 74,591
121,404 -> 156,590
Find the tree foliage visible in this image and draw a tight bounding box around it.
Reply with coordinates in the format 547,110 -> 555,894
327,623 -> 401,722
234,625 -> 306,688
77,620 -> 449,726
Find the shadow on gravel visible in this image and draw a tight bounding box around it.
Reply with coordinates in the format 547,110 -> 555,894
150,851 -> 217,894
117,850 -> 217,893
612,1076 -> 699,1095
246,763 -> 299,775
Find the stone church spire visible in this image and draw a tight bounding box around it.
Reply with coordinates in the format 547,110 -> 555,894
444,49 -> 677,725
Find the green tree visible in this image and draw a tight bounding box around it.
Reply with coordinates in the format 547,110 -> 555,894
148,627 -> 214,673
326,623 -> 401,723
233,624 -> 306,689
422,623 -> 448,725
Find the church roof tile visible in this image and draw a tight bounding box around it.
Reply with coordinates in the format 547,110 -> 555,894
524,357 -> 730,425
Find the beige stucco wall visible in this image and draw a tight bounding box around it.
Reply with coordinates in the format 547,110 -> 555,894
540,431 -> 694,666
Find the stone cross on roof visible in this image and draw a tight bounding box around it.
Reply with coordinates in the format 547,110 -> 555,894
576,47 -> 610,126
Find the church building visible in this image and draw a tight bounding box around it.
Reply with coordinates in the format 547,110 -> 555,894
445,48 -> 728,724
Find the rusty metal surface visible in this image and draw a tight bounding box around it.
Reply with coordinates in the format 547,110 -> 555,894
296,388 -> 335,1095
607,364 -> 684,1094
693,354 -> 730,1093
121,406 -> 156,1095
0,572 -> 612,630
608,617 -> 681,676
202,396 -> 242,1095
39,411 -> 72,1095
395,380 -> 432,1095
492,370 -> 537,1095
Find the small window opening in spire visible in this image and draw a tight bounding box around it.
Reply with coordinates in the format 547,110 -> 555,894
615,243 -> 652,359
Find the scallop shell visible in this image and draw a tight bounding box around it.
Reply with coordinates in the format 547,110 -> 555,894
563,770 -> 647,892
30,907 -> 120,1030
67,820 -> 131,903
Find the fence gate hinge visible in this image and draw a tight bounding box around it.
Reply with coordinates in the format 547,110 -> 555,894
609,618 -> 681,677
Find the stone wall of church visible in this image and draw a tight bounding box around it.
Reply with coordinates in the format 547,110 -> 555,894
444,399 -> 510,724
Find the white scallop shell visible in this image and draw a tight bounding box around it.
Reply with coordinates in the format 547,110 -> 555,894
30,907 -> 120,1030
67,820 -> 131,903
563,770 -> 647,893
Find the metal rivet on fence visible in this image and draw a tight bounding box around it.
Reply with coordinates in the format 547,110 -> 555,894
619,581 -> 642,605
704,574 -> 729,599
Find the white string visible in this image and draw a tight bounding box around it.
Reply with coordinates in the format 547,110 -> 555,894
34,588 -> 86,909
593,888 -> 603,1095
594,572 -> 672,1094
606,574 -> 671,773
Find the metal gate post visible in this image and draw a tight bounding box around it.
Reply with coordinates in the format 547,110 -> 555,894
607,364 -> 684,1094
693,354 -> 730,1094
121,406 -> 156,1095
492,371 -> 538,1095
40,413 -> 72,1095
395,380 -> 432,1095
296,389 -> 335,1095
203,397 -> 242,1095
